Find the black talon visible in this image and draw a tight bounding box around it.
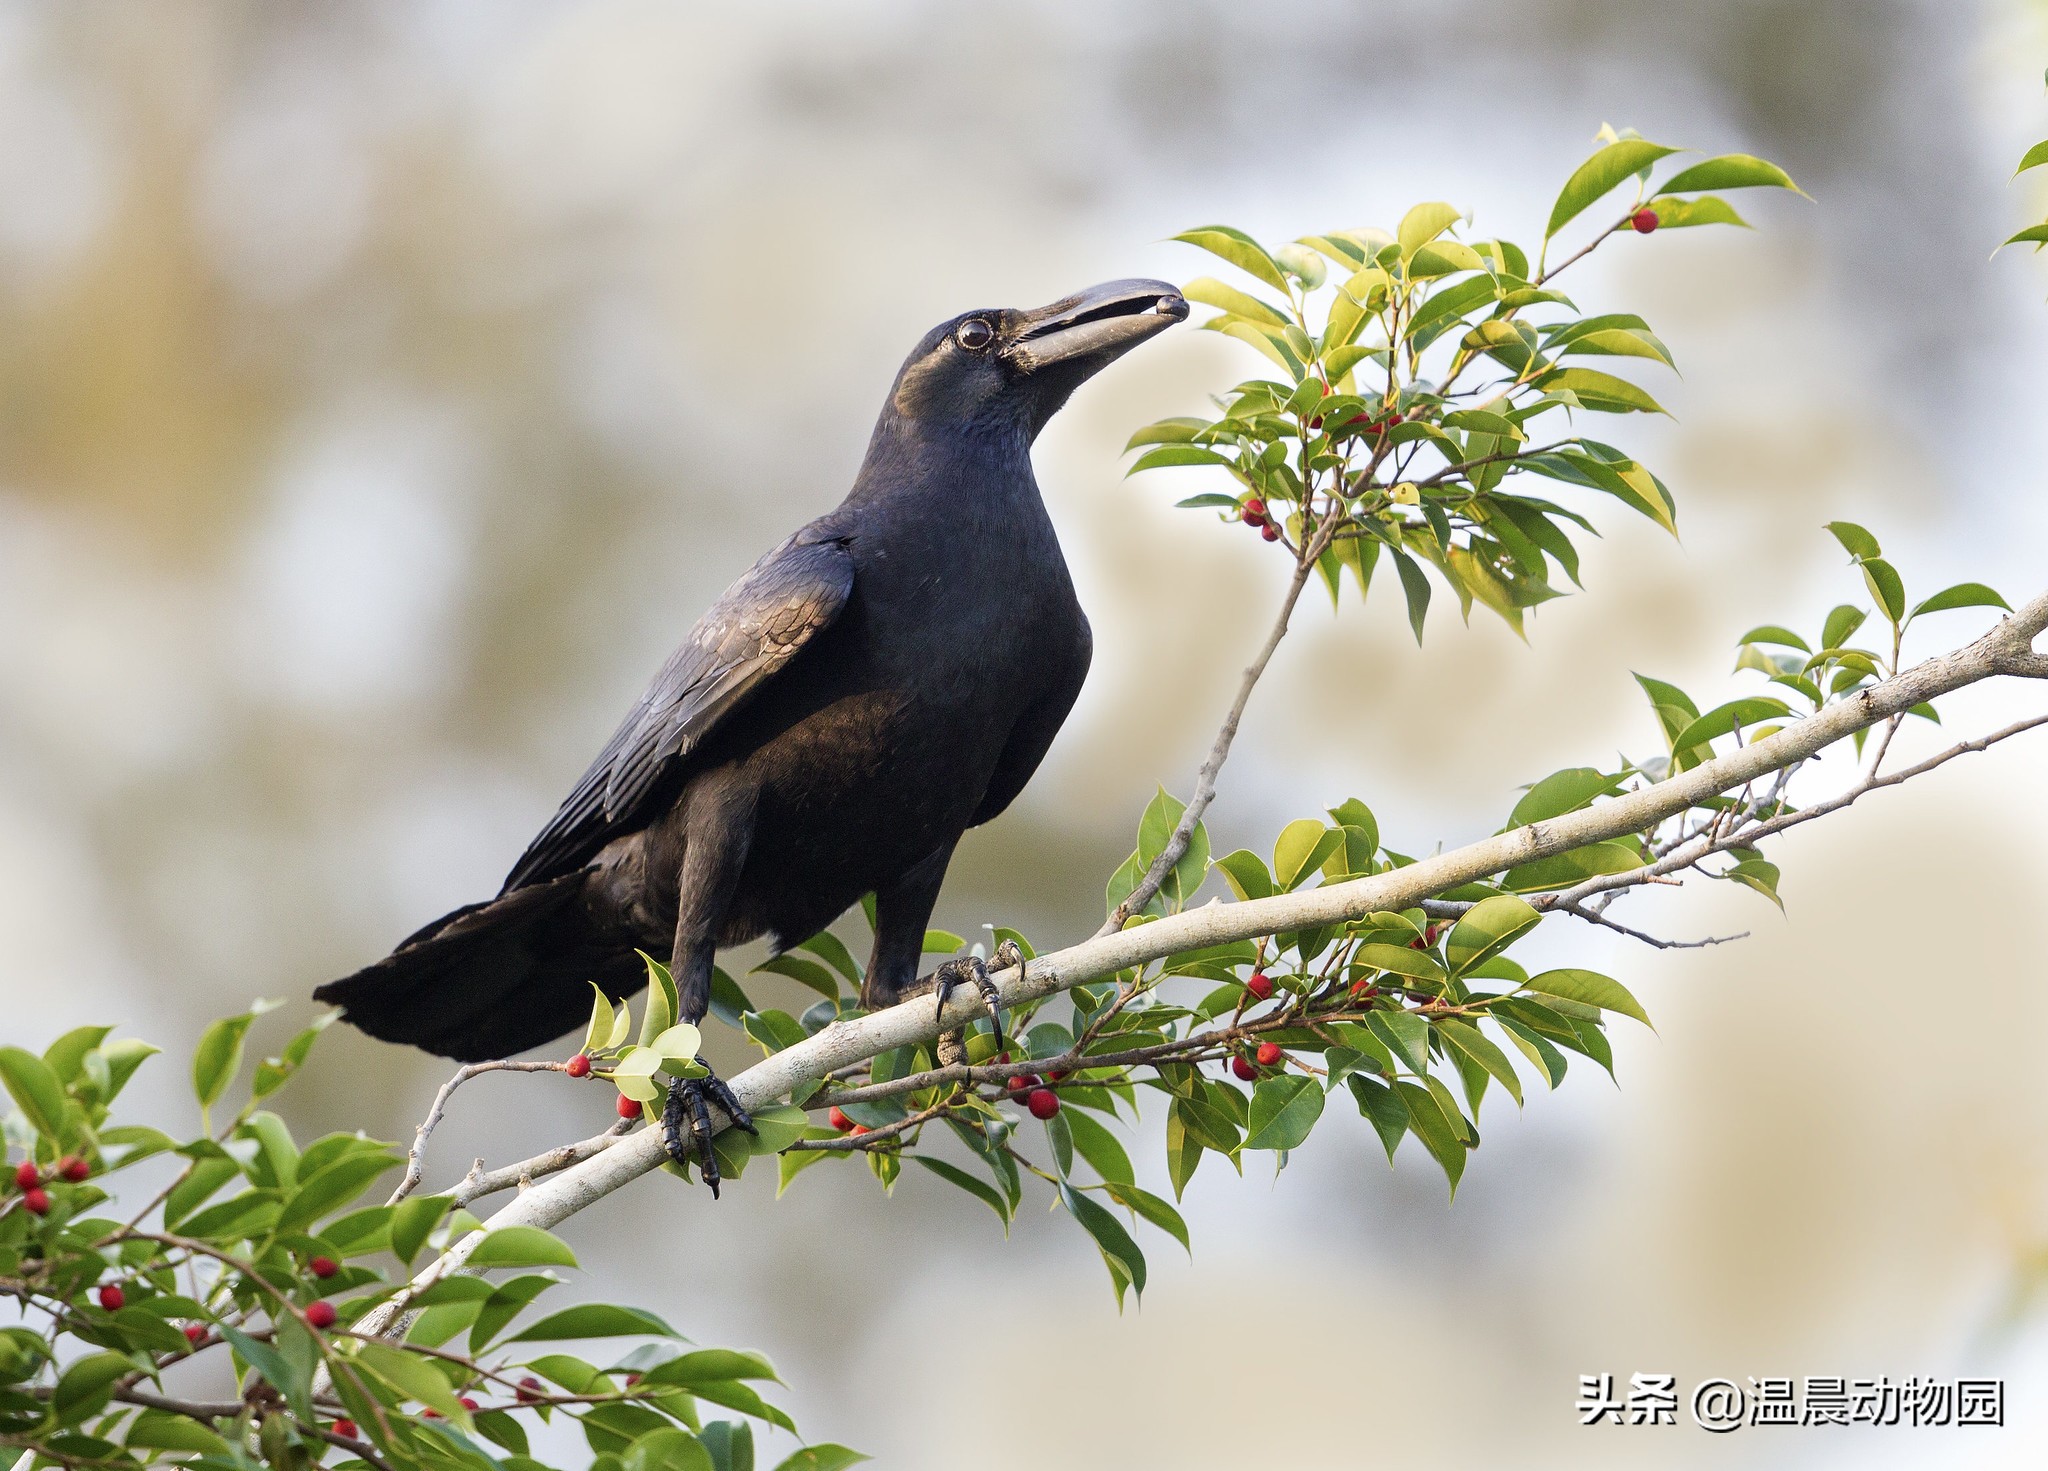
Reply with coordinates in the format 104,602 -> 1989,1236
659,1058 -> 756,1200
933,955 -> 1006,1054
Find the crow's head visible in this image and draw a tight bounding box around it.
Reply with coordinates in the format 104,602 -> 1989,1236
888,279 -> 1188,437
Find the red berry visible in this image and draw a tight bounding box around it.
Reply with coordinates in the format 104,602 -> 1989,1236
1255,1042 -> 1283,1067
97,1284 -> 125,1311
1026,1088 -> 1060,1120
1231,1056 -> 1259,1082
1046,1069 -> 1069,1083
565,1053 -> 592,1078
1260,524 -> 1279,542
423,1409 -> 443,1420
1243,509 -> 1266,528
1246,972 -> 1274,1001
623,1373 -> 642,1387
13,1161 -> 38,1190
331,1420 -> 358,1441
616,1093 -> 642,1119
183,1323 -> 206,1346
21,1187 -> 49,1215
849,1124 -> 871,1137
516,1377 -> 544,1404
1004,1073 -> 1040,1093
997,1051 -> 1013,1064
1349,981 -> 1379,1001
826,1106 -> 851,1131
307,1255 -> 337,1279
304,1300 -> 336,1329
58,1157 -> 90,1183
457,1396 -> 479,1412
1244,497 -> 1267,518
1631,207 -> 1659,233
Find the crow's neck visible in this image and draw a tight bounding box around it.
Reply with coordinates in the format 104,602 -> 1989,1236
846,412 -> 1039,518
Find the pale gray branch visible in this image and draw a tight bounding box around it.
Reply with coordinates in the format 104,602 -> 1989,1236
355,589 -> 2048,1341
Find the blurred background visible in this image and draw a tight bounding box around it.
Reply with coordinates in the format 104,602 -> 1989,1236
3,1 -> 2048,1465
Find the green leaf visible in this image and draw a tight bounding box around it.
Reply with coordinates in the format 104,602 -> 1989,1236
125,1409 -> 232,1456
1546,139 -> 1679,238
1104,1182 -> 1190,1254
1173,225 -> 1290,292
354,1339 -> 469,1422
1556,327 -> 1676,369
1509,767 -> 1626,827
772,1448 -> 870,1471
468,1225 -> 580,1269
1165,1108 -> 1202,1200
1128,445 -> 1234,475
510,1303 -> 678,1342
1738,624 -> 1811,652
1537,367 -> 1668,415
1182,276 -> 1288,326
1724,857 -> 1784,909
1523,968 -> 1653,1027
1244,1075 -> 1324,1150
912,1156 -> 1010,1229
190,1004 -> 279,1113
1213,849 -> 1274,901
1062,1107 -> 1135,1185
1348,1075 -> 1409,1161
1390,546 -> 1431,644
641,954 -> 680,1046
1908,582 -> 2011,620
389,1193 -> 453,1266
1656,153 -> 1801,196
1821,604 -> 1868,650
468,1272 -> 560,1352
1394,1081 -> 1467,1197
1445,894 -> 1541,974
584,985 -> 618,1057
2019,140 -> 2048,175
0,1046 -> 69,1140
1367,1011 -> 1431,1074
276,1150 -> 399,1235
1643,195 -> 1750,229
1059,1182 -> 1146,1308
1436,1018 -> 1523,1108
1501,840 -> 1643,893
643,1349 -> 782,1386
1397,201 -> 1463,259
1824,520 -> 1882,561
2001,223 -> 2048,251
624,1428 -> 715,1471
1861,557 -> 1906,625
1272,819 -> 1341,891
53,1350 -> 133,1423
1668,696 -> 1794,755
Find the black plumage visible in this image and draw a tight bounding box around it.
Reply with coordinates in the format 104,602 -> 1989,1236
316,279 -> 1186,1076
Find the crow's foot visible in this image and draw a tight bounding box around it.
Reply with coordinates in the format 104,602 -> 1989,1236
660,1061 -> 757,1199
932,946 -> 1016,1055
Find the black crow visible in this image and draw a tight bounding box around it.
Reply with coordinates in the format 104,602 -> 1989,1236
317,278 -> 1187,1188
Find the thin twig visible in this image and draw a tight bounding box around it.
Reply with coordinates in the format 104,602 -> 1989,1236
388,1060 -> 569,1206
449,1122 -> 635,1209
1554,901 -> 1748,950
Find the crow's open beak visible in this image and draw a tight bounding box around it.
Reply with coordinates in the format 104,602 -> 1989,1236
1003,279 -> 1188,374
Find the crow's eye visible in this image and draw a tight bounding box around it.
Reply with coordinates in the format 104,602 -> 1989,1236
956,318 -> 994,351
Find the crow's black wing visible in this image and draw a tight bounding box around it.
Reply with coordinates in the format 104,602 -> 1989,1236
502,526 -> 854,890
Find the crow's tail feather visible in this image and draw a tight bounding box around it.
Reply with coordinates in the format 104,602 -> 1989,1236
314,872 -> 647,1063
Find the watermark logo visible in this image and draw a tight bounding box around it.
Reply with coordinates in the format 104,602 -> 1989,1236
1576,1374 -> 2003,1432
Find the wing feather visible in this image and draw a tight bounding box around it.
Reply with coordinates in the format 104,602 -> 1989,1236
501,527 -> 853,890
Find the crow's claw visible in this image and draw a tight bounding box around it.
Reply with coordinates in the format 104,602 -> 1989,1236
932,954 -> 1006,1054
660,1058 -> 755,1199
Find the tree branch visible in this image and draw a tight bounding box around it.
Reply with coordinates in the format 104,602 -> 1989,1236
387,1061 -> 570,1206
356,590 -> 2048,1340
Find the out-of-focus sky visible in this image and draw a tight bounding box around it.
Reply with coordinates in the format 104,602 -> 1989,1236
3,2 -> 2047,1466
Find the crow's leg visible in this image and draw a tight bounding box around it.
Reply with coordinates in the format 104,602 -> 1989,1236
860,840 -> 958,1010
660,775 -> 759,1198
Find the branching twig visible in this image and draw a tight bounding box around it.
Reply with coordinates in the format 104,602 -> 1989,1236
349,590 -> 2048,1344
448,1122 -> 635,1209
388,1061 -> 570,1206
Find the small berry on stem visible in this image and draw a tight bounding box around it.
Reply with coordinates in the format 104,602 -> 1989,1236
331,1420 -> 358,1441
97,1284 -> 124,1311
13,1162 -> 38,1190
1230,1055 -> 1259,1082
616,1093 -> 642,1120
1026,1088 -> 1061,1120
21,1188 -> 49,1216
1255,1041 -> 1283,1067
304,1300 -> 336,1330
183,1323 -> 206,1346
58,1157 -> 90,1183
565,1053 -> 592,1079
307,1255 -> 338,1279
1246,971 -> 1274,1001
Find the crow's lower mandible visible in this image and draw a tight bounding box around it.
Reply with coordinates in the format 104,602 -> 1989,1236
316,279 -> 1188,1191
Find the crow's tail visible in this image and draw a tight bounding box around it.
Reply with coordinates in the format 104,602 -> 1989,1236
314,872 -> 647,1062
